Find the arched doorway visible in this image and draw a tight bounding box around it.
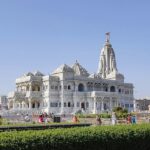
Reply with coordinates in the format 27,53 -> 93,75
110,86 -> 116,92
78,83 -> 84,92
81,102 -> 85,110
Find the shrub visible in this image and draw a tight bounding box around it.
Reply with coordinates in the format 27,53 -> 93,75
113,107 -> 128,119
0,119 -> 2,125
77,114 -> 96,118
77,113 -> 111,119
1,124 -> 150,150
100,113 -> 111,118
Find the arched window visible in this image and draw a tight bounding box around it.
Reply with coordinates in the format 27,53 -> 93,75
38,86 -> 40,91
78,83 -> 84,92
68,85 -> 71,90
68,102 -> 71,107
32,86 -> 35,91
32,103 -> 35,108
110,86 -> 116,92
37,102 -> 40,108
81,102 -> 85,109
64,102 -> 66,107
55,86 -> 58,90
119,89 -> 121,93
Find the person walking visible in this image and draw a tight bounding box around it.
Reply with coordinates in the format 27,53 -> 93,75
111,112 -> 116,125
131,115 -> 136,124
126,114 -> 132,124
24,114 -> 30,122
72,115 -> 79,123
96,115 -> 102,125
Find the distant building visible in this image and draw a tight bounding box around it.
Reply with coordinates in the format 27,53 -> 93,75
7,33 -> 134,115
134,98 -> 150,111
0,96 -> 8,110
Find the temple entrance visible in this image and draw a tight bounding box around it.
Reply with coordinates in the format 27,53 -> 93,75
78,84 -> 84,92
81,102 -> 85,110
32,103 -> 35,108
104,103 -> 107,110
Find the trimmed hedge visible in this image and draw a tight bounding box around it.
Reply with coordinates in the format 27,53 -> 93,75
0,124 -> 150,150
77,113 -> 111,118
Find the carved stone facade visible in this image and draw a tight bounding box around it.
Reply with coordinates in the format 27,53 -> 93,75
7,34 -> 134,115
0,96 -> 8,110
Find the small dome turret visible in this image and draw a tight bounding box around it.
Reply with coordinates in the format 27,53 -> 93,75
72,60 -> 89,77
52,64 -> 73,74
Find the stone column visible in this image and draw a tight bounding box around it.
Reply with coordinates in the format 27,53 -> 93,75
109,97 -> 112,111
13,101 -> 15,110
25,103 -> 27,109
73,99 -> 77,113
73,82 -> 78,113
116,98 -> 119,107
47,99 -> 50,114
8,102 -> 10,109
35,102 -> 38,108
18,103 -> 20,109
29,99 -> 32,109
60,81 -> 64,114
29,84 -> 32,91
93,84 -> 95,91
93,97 -> 97,114
108,85 -> 110,92
101,98 -> 104,112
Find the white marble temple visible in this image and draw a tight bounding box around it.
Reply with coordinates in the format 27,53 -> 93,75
7,33 -> 134,115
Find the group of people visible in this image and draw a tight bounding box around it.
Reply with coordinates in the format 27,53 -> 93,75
111,113 -> 137,125
24,113 -> 80,124
24,113 -> 52,123
126,114 -> 137,124
38,112 -> 54,123
24,112 -> 137,125
95,112 -> 137,126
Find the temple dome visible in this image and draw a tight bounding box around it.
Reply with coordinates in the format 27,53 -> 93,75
52,64 -> 73,74
24,72 -> 34,77
33,71 -> 44,76
72,61 -> 89,77
116,73 -> 124,81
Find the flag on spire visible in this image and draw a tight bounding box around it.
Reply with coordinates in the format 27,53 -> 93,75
105,32 -> 110,42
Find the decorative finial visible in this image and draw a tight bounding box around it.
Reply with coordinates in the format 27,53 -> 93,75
105,32 -> 110,42
76,60 -> 78,63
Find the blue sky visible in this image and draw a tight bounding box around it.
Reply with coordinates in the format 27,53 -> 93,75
0,0 -> 149,98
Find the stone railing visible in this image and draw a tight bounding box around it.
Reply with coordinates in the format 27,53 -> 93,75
8,91 -> 26,98
5,108 -> 44,116
91,91 -> 118,97
73,92 -> 88,97
25,91 -> 42,98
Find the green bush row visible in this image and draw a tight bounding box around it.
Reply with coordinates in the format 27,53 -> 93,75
77,113 -> 111,118
0,124 -> 150,150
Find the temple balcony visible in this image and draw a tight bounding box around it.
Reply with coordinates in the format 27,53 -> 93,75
73,91 -> 118,97
8,91 -> 26,99
25,91 -> 42,99
91,91 -> 118,97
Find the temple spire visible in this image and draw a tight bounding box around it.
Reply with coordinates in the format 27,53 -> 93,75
98,33 -> 118,78
105,32 -> 110,43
